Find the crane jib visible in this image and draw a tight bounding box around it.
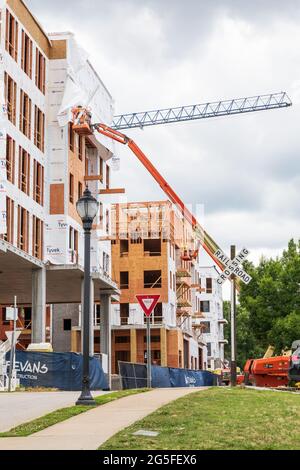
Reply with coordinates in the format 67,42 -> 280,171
112,92 -> 292,130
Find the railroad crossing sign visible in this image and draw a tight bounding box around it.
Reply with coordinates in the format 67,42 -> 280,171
136,294 -> 160,317
215,247 -> 252,285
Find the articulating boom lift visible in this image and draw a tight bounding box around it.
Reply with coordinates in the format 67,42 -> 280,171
72,92 -> 291,269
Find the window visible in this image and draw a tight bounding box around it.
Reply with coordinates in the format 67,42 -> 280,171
206,278 -> 212,294
63,319 -> 72,331
106,165 -> 110,189
20,90 -> 32,139
69,173 -> 74,203
115,335 -> 130,344
78,181 -> 83,199
3,197 -> 14,244
120,303 -> 129,325
200,301 -> 210,313
99,202 -> 104,229
201,321 -> 211,333
18,147 -> 30,195
4,73 -> 17,125
78,136 -> 84,161
106,209 -> 110,234
207,343 -> 212,357
153,303 -> 163,323
120,239 -> 129,256
69,123 -> 74,152
120,271 -> 129,289
144,270 -> 162,288
179,350 -> 183,368
21,30 -> 33,78
143,335 -> 160,343
69,227 -> 78,253
32,215 -> 43,260
33,160 -> 44,205
144,239 -> 161,256
35,48 -> 46,94
17,206 -> 29,252
34,106 -> 45,152
5,10 -> 18,61
6,135 -> 15,183
95,304 -> 101,325
100,157 -> 103,180
103,252 -> 110,273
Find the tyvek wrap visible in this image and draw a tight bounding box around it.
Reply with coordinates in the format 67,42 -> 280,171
57,37 -> 90,127
57,37 -> 115,154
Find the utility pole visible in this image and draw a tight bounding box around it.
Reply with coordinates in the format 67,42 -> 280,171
230,245 -> 237,387
8,296 -> 17,392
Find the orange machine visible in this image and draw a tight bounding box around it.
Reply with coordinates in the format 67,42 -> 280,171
72,108 -> 224,269
244,356 -> 290,388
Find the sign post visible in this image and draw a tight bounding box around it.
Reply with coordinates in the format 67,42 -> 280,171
230,246 -> 237,387
214,247 -> 252,387
8,296 -> 18,392
136,295 -> 160,388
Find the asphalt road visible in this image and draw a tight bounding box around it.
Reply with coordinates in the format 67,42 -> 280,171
0,390 -> 106,432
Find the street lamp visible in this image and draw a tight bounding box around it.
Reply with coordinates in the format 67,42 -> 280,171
76,187 -> 99,406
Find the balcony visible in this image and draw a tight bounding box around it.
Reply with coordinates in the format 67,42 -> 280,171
192,311 -> 206,319
177,300 -> 192,309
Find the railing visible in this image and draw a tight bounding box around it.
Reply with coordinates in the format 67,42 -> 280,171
120,283 -> 129,289
144,251 -> 161,257
119,316 -> 164,326
144,281 -> 162,289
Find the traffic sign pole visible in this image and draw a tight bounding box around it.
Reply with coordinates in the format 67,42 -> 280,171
8,296 -> 17,393
136,295 -> 160,389
146,316 -> 151,388
230,246 -> 237,387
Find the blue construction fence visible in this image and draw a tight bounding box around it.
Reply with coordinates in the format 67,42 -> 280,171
119,361 -> 219,389
7,351 -> 108,391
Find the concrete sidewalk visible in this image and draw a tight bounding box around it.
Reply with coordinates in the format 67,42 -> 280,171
0,388 -> 205,450
0,390 -> 106,432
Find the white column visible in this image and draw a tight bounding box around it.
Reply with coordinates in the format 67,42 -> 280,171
31,267 -> 46,343
100,293 -> 111,390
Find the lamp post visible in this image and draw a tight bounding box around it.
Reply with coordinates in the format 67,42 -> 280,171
76,187 -> 99,406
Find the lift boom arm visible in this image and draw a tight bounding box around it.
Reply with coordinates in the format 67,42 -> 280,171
72,91 -> 291,270
93,123 -> 223,268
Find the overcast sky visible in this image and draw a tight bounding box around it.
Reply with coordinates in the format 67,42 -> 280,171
27,0 -> 300,264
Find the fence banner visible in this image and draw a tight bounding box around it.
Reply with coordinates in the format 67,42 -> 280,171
119,361 -> 218,389
169,368 -> 217,387
7,351 -> 108,391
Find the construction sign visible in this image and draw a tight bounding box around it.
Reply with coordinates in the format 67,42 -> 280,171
136,295 -> 160,317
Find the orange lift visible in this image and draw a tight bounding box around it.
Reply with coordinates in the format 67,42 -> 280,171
72,108 -> 223,269
72,92 -> 291,269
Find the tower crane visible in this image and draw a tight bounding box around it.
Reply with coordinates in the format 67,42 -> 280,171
72,92 -> 291,270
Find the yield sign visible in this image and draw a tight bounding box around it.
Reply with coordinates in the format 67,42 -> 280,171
136,294 -> 160,317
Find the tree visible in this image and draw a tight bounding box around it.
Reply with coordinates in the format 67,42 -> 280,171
223,239 -> 300,365
223,301 -> 263,368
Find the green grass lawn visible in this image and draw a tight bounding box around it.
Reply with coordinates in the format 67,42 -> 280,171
100,387 -> 300,450
0,389 -> 148,438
